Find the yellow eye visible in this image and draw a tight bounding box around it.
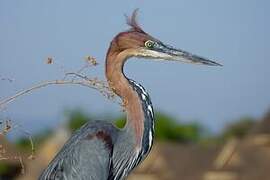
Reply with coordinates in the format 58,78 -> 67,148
145,40 -> 155,48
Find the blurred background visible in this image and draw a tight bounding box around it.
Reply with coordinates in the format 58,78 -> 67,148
0,0 -> 270,180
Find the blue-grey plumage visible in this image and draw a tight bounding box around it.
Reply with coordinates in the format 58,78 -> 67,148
39,79 -> 155,180
39,121 -> 117,180
39,9 -> 220,180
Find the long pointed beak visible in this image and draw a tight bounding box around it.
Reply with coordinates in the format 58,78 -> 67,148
145,42 -> 222,66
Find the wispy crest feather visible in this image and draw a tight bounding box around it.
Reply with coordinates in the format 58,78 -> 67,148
126,9 -> 146,34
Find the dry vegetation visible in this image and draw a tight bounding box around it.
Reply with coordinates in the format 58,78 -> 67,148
0,56 -> 119,110
0,119 -> 35,174
0,56 -> 119,174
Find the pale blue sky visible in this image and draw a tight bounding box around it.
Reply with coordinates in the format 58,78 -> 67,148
1,0 -> 270,133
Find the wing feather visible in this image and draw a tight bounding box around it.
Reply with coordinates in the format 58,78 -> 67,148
39,121 -> 118,180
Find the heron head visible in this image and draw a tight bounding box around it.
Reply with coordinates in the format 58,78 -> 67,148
111,9 -> 221,66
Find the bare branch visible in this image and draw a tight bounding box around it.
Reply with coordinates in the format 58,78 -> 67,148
0,56 -> 121,110
0,79 -> 117,109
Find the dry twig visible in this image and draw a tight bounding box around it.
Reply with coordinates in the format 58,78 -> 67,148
0,79 -> 117,109
0,120 -> 35,174
0,56 -> 119,109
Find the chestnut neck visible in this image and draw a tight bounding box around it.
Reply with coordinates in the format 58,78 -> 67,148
105,47 -> 145,147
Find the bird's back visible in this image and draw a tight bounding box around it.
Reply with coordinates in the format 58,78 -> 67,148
39,120 -> 119,180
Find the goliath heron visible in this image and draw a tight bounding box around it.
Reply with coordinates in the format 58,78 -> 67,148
39,10 -> 221,180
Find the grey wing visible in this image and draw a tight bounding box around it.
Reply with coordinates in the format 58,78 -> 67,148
39,121 -> 118,180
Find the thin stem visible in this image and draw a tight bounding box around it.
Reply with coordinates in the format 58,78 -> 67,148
0,79 -> 114,109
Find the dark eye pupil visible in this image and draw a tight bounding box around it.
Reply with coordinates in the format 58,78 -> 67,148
146,41 -> 154,48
